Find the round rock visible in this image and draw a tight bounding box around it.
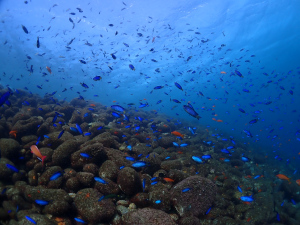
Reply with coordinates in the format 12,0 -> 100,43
170,175 -> 216,217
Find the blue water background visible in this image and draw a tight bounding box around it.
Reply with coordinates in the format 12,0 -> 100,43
0,0 -> 299,169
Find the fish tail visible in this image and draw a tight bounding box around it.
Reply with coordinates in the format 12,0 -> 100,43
42,156 -> 47,166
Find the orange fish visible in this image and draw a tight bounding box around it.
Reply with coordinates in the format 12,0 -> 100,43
30,145 -> 47,165
9,130 -> 17,138
216,119 -> 223,122
46,66 -> 52,74
90,104 -> 96,107
152,36 -> 156,43
171,131 -> 184,138
276,174 -> 291,183
220,71 -> 226,74
163,178 -> 174,182
296,179 -> 300,186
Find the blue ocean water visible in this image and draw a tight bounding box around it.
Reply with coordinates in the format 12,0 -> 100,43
0,0 -> 299,172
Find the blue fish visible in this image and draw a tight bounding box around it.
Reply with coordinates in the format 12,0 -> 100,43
172,99 -> 181,103
6,164 -> 19,173
237,186 -> 242,193
202,155 -> 212,160
240,196 -> 253,202
93,76 -> 102,81
139,102 -> 148,108
76,124 -> 83,136
249,119 -> 258,124
50,171 -> 63,181
205,207 -> 212,215
180,143 -> 188,147
154,86 -> 164,89
221,149 -> 230,154
155,200 -> 161,204
0,91 -> 11,107
174,82 -> 183,91
74,217 -> 87,224
70,127 -> 78,132
129,64 -> 135,71
151,181 -> 158,185
238,108 -> 246,113
192,156 -> 203,164
112,112 -> 121,118
188,127 -> 195,135
25,216 -> 37,224
173,142 -> 179,147
182,188 -> 191,193
242,129 -> 253,137
125,156 -> 135,161
35,199 -> 50,206
183,105 -> 201,120
57,130 -> 64,139
94,177 -> 108,184
132,161 -> 147,168
80,153 -> 91,158
111,105 -> 125,113
241,156 -> 251,162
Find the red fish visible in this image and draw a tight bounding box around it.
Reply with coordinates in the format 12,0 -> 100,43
171,131 -> 184,138
152,36 -> 156,43
46,66 -> 52,74
276,174 -> 291,183
9,130 -> 17,138
30,145 -> 47,165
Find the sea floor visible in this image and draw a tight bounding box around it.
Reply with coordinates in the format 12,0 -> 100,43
0,88 -> 299,225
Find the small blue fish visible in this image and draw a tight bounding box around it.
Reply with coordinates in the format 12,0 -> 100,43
151,181 -> 158,185
94,177 -> 108,184
188,127 -> 195,135
237,186 -> 242,193
182,188 -> 191,193
205,207 -> 212,215
50,171 -> 63,181
57,130 -> 64,139
202,155 -> 212,160
80,153 -> 91,158
132,161 -> 147,168
142,178 -> 146,192
111,105 -> 125,113
6,164 -> 19,173
241,156 -> 250,162
240,196 -> 253,202
84,132 -> 91,136
125,156 -> 135,161
155,200 -> 161,204
35,199 -> 50,206
25,216 -> 37,224
74,217 -> 87,224
76,124 -> 83,136
93,76 -> 102,81
180,143 -> 188,147
221,149 -> 230,154
174,82 -> 183,91
129,64 -> 135,71
112,112 -> 121,118
127,145 -> 132,150
173,142 -> 179,147
70,127 -> 78,132
192,156 -> 203,164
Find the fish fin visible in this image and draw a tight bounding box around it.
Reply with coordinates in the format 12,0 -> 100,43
42,156 -> 47,166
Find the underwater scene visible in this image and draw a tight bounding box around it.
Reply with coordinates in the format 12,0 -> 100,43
0,0 -> 300,224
